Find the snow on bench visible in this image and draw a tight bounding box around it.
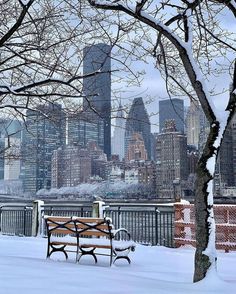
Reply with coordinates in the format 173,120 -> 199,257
44,216 -> 136,265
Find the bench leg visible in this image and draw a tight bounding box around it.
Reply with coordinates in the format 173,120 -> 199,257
47,245 -> 68,260
77,247 -> 97,264
113,256 -> 131,264
113,247 -> 132,264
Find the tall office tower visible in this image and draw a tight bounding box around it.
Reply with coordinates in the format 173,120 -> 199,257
0,119 -> 6,179
0,119 -> 22,179
214,112 -> 236,192
186,101 -> 206,148
83,43 -> 111,159
124,97 -> 151,160
159,98 -> 184,133
198,116 -> 210,154
111,103 -> 126,160
231,113 -> 236,185
21,103 -> 66,194
126,132 -> 148,162
67,112 -> 104,151
51,145 -> 91,188
156,120 -> 188,198
87,141 -> 108,179
4,137 -> 21,180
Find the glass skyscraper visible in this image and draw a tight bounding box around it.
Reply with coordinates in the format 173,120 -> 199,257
67,112 -> 104,150
21,103 -> 66,193
125,97 -> 151,160
83,43 -> 111,159
159,98 -> 184,133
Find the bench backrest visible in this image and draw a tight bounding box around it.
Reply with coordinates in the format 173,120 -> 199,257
73,217 -> 113,239
44,216 -> 113,239
45,216 -> 77,237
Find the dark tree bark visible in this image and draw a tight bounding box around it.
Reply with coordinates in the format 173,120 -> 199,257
194,61 -> 236,281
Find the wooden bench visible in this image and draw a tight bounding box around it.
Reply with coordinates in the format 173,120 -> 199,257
44,216 -> 135,265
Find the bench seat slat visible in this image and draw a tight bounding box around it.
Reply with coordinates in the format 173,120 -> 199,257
51,241 -> 77,246
49,228 -> 77,235
46,217 -> 72,222
79,231 -> 110,237
75,224 -> 113,230
73,217 -> 106,223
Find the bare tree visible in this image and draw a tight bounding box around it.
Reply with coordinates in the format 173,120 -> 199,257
87,0 -> 236,282
0,0 -> 135,160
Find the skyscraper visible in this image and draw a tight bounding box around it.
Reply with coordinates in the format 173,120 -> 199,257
67,112 -> 104,151
83,43 -> 111,159
159,98 -> 184,133
0,119 -> 22,179
186,101 -> 206,148
51,145 -> 91,188
21,103 -> 66,193
125,97 -> 151,160
156,120 -> 188,198
126,132 -> 147,162
111,103 -> 126,160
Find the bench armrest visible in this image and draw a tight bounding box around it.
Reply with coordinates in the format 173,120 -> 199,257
112,228 -> 131,241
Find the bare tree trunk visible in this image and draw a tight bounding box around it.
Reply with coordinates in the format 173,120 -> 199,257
193,123 -> 219,282
194,61 -> 236,282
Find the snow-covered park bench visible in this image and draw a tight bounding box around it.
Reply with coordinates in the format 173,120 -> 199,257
44,216 -> 136,265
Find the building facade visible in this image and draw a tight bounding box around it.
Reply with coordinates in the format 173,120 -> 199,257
156,120 -> 188,198
0,119 -> 22,179
67,112 -> 104,151
21,103 -> 66,194
4,137 -> 21,180
83,43 -> 111,159
159,98 -> 184,133
111,103 -> 126,161
87,141 -> 108,180
126,132 -> 148,162
51,145 -> 91,188
125,97 -> 151,160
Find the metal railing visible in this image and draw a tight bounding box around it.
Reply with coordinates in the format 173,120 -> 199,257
105,204 -> 174,247
41,204 -> 92,218
0,202 -> 175,247
0,205 -> 33,236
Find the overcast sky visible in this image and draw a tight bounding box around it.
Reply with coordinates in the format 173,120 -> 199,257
110,5 -> 235,133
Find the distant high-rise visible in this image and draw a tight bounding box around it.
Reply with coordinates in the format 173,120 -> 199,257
186,101 -> 206,148
67,112 -> 104,151
156,120 -> 188,198
126,132 -> 147,162
4,137 -> 21,180
83,43 -> 111,159
159,98 -> 184,133
51,145 -> 91,188
111,103 -> 126,160
125,97 -> 151,160
214,112 -> 236,190
21,103 -> 66,193
0,119 -> 22,179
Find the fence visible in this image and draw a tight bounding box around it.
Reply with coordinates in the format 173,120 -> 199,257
105,204 -> 174,247
0,201 -> 175,247
0,205 -> 33,236
174,204 -> 236,252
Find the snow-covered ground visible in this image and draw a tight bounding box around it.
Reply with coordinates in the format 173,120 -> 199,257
0,235 -> 235,294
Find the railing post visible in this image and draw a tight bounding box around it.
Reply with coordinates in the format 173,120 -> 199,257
118,206 -> 121,228
23,207 -> 26,236
0,206 -> 2,232
155,207 -> 160,245
32,200 -> 44,237
92,201 -> 105,218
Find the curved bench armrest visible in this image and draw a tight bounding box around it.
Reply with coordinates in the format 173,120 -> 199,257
112,228 -> 131,240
